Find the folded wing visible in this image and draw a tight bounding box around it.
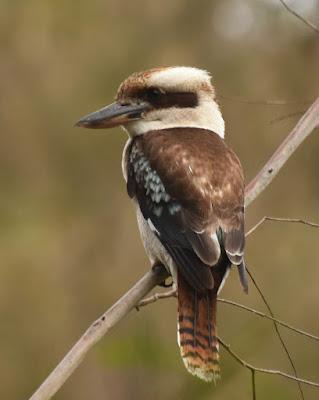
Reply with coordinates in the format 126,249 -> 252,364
127,127 -> 245,292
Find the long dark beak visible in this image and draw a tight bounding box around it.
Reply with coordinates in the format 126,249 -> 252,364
75,101 -> 150,129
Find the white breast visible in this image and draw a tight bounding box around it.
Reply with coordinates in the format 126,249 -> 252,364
122,138 -> 177,281
135,205 -> 177,282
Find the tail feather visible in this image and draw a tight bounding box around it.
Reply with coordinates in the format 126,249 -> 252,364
177,273 -> 220,382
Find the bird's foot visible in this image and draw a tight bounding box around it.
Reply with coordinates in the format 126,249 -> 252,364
237,260 -> 248,294
158,277 -> 173,288
151,263 -> 172,288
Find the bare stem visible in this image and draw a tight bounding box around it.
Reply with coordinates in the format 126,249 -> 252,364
218,298 -> 319,341
219,337 -> 319,387
245,97 -> 319,206
246,268 -> 305,399
139,288 -> 319,396
251,370 -> 256,400
246,216 -> 319,237
219,95 -> 312,106
137,287 -> 177,308
278,0 -> 319,34
270,111 -> 305,125
137,291 -> 319,342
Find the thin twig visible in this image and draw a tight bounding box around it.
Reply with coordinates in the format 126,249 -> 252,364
27,98 -> 319,400
270,111 -> 305,124
246,216 -> 319,237
220,95 -> 312,106
137,287 -> 177,308
138,292 -> 319,342
246,268 -> 304,400
218,299 -> 319,341
139,290 -> 318,397
246,212 -> 319,398
219,337 -> 319,387
251,370 -> 256,400
245,97 -> 319,206
278,0 -> 319,34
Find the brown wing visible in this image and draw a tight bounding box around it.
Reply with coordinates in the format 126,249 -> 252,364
127,127 -> 245,291
141,128 -> 244,261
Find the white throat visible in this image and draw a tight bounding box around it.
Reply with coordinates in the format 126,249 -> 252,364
124,97 -> 225,139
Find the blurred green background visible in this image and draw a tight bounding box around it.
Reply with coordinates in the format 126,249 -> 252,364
1,0 -> 319,399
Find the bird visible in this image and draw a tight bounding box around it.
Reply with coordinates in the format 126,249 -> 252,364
76,66 -> 247,382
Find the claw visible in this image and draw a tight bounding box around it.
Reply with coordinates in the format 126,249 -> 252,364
238,260 -> 248,294
158,276 -> 173,288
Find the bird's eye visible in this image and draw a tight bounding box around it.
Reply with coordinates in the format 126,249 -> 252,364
147,87 -> 164,100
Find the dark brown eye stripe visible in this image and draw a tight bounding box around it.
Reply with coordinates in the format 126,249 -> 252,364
139,88 -> 198,109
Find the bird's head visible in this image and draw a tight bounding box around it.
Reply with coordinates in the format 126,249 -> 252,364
76,66 -> 225,138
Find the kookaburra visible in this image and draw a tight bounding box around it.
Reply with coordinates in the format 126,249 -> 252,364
76,66 -> 247,382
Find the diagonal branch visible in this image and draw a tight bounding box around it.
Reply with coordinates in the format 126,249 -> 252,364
270,111 -> 305,125
219,298 -> 319,341
136,277 -> 319,393
246,267 -> 304,399
28,97 -> 319,400
137,287 -> 177,308
246,216 -> 319,237
219,95 -> 312,106
219,337 -> 319,387
245,97 -> 319,206
278,0 -> 319,34
245,216 -> 319,399
138,290 -> 319,342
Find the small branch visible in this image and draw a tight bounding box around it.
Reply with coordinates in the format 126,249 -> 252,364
246,216 -> 319,237
245,97 -> 319,206
138,289 -> 318,397
278,0 -> 319,34
251,370 -> 256,400
246,268 -> 304,399
138,292 -> 319,342
244,214 -> 319,399
28,99 -> 319,400
270,111 -> 305,125
137,287 -> 177,308
218,299 -> 319,341
219,337 -> 319,387
135,288 -> 319,342
220,95 -> 312,106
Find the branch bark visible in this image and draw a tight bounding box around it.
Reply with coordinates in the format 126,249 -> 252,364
219,337 -> 319,388
246,216 -> 319,237
138,290 -> 319,342
278,0 -> 319,34
28,97 -> 319,400
245,97 -> 319,205
219,298 -> 319,342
